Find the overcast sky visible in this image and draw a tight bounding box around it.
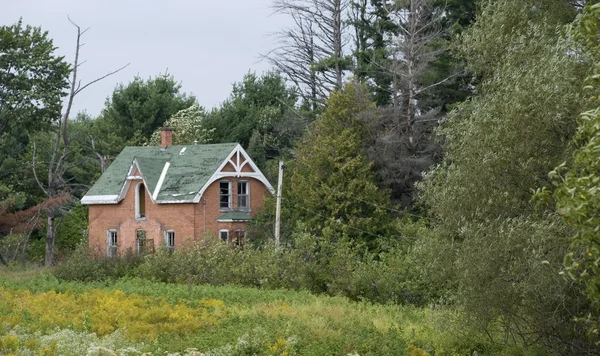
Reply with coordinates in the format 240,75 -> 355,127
2,0 -> 289,116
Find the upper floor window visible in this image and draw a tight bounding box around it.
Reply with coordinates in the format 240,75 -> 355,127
165,230 -> 175,250
238,181 -> 249,211
107,230 -> 117,257
219,181 -> 231,210
135,182 -> 146,219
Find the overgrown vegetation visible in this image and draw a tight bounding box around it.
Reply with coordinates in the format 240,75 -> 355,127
3,0 -> 600,354
0,272 -> 487,356
55,233 -> 426,306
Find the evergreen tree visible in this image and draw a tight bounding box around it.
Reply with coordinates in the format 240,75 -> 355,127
287,83 -> 394,245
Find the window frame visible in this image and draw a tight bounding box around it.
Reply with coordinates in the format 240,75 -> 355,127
135,182 -> 147,220
234,229 -> 247,247
237,180 -> 250,211
164,230 -> 175,250
107,230 -> 118,257
219,229 -> 229,243
136,229 -> 146,254
219,180 -> 232,211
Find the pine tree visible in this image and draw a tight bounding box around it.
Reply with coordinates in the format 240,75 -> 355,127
287,83 -> 394,245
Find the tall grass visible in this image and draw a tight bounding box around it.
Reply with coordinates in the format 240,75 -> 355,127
0,274 -> 490,355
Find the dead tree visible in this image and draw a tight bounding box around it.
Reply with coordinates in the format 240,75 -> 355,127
264,0 -> 351,109
384,0 -> 452,140
33,17 -> 129,266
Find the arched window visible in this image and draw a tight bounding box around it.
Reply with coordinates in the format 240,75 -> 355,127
135,182 -> 146,219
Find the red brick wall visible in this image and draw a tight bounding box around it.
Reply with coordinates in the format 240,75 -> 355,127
194,177 -> 268,242
89,177 -> 270,255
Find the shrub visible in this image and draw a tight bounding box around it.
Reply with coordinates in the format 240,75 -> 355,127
53,243 -> 142,282
56,233 -> 431,306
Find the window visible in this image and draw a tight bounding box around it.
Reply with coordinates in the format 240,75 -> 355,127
238,181 -> 249,211
107,230 -> 117,257
219,181 -> 231,210
234,229 -> 247,246
135,182 -> 146,219
165,230 -> 175,250
136,229 -> 146,254
219,229 -> 229,243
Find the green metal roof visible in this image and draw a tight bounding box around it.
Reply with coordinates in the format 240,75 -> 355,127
85,143 -> 237,203
216,211 -> 253,222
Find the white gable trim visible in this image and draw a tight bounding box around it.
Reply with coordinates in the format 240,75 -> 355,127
112,159 -> 160,205
84,145 -> 273,205
152,162 -> 170,200
192,144 -> 275,203
81,195 -> 119,205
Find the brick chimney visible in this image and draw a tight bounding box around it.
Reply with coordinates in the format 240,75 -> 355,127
160,127 -> 173,149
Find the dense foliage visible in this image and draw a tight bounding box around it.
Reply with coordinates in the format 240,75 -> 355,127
546,1 -> 600,341
4,1 -> 600,353
417,0 -> 597,354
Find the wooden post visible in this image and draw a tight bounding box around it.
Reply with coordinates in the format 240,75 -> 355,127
274,160 -> 283,245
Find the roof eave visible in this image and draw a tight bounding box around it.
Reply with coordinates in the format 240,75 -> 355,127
81,195 -> 120,205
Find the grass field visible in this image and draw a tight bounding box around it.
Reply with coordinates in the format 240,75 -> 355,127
0,268 -> 489,356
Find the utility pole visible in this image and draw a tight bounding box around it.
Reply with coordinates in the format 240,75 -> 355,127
274,160 -> 284,245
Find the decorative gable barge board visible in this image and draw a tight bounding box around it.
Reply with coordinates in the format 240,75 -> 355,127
191,144 -> 275,203
81,144 -> 274,205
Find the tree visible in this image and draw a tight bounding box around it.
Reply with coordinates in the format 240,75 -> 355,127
419,0 -> 597,353
351,0 -> 398,106
348,0 -> 475,206
287,83 -> 394,245
100,74 -> 196,145
264,0 -> 353,109
0,19 -> 70,138
0,20 -> 70,264
546,0 -> 600,341
204,72 -> 301,161
32,19 -> 128,266
147,105 -> 214,145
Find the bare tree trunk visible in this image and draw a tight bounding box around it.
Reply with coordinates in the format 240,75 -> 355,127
333,0 -> 343,89
32,18 -> 129,266
264,0 -> 350,106
45,215 -> 54,265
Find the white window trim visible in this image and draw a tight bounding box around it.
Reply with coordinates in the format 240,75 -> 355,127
219,229 -> 229,243
135,182 -> 147,220
219,180 -> 232,211
164,230 -> 175,249
238,180 -> 250,211
107,230 -> 117,257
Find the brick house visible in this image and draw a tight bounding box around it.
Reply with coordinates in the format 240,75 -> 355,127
81,128 -> 274,256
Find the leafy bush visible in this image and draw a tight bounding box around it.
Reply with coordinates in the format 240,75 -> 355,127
56,233 -> 430,306
53,243 -> 143,282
